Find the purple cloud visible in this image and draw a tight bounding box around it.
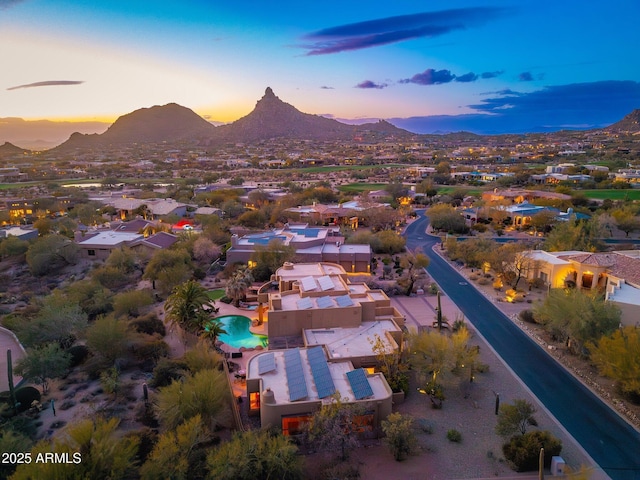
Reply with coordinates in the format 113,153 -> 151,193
301,7 -> 509,55
400,69 -> 455,85
320,85 -> 334,89
390,81 -> 640,134
481,70 -> 503,79
519,71 -> 534,82
455,72 -> 478,83
355,80 -> 388,89
469,80 -> 640,117
481,88 -> 524,96
7,80 -> 85,91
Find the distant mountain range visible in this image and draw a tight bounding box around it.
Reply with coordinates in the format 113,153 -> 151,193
0,141 -> 29,158
53,103 -> 215,151
50,87 -> 413,152
2,88 -> 639,151
208,87 -> 408,144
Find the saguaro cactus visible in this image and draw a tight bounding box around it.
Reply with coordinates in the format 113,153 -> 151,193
7,349 -> 17,411
436,291 -> 443,331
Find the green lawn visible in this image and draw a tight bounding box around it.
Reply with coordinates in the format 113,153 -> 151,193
436,186 -> 485,196
582,189 -> 640,200
207,289 -> 226,301
286,163 -> 406,174
337,183 -> 387,192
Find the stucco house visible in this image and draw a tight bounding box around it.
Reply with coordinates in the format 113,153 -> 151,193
226,225 -> 372,273
522,250 -> 640,326
246,261 -> 404,435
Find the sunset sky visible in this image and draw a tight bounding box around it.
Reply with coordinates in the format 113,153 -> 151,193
2,0 -> 640,134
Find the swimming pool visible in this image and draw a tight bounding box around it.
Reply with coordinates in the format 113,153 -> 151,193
210,315 -> 268,349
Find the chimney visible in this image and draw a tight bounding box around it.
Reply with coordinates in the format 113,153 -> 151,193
262,387 -> 275,404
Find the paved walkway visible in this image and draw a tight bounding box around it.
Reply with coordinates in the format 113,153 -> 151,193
0,326 -> 25,392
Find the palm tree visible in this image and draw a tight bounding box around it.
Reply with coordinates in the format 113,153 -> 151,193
201,319 -> 227,345
225,266 -> 254,307
165,280 -> 214,333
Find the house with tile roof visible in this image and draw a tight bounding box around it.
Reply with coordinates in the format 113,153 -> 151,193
522,250 -> 640,326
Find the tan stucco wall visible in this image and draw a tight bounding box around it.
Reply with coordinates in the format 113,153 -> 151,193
615,302 -> 640,327
268,305 -> 362,338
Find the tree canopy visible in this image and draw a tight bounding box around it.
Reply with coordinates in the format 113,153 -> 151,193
164,280 -> 215,333
588,326 -> 640,401
11,417 -> 139,480
14,343 -> 70,394
154,369 -> 231,432
495,399 -> 538,437
534,289 -> 621,354
206,429 -> 302,480
26,234 -> 79,276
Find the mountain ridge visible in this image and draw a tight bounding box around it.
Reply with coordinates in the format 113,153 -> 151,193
24,89 -> 640,151
606,109 -> 640,133
0,141 -> 30,157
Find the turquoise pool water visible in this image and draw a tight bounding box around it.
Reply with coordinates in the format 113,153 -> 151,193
211,315 -> 267,349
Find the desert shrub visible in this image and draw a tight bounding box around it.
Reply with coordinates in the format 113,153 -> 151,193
192,268 -> 207,280
452,318 -> 466,332
92,265 -> 131,290
418,418 -> 434,434
529,277 -> 546,289
135,403 -> 159,428
130,313 -> 166,336
126,427 -> 158,465
112,289 -> 154,318
60,400 -> 76,411
469,273 -> 480,282
471,223 -> 487,233
477,277 -> 490,286
428,283 -> 439,295
502,430 -> 562,472
518,309 -> 536,324
446,429 -> 462,442
3,415 -> 39,439
67,345 -> 90,367
135,338 -> 170,362
150,358 -> 187,388
475,362 -> 490,373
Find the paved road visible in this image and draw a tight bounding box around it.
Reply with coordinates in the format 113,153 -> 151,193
404,212 -> 640,480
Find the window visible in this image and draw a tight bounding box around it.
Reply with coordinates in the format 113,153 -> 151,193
249,392 -> 260,410
282,415 -> 311,436
88,249 -> 96,256
353,412 -> 375,433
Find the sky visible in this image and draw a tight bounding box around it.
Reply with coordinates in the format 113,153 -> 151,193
1,0 -> 640,137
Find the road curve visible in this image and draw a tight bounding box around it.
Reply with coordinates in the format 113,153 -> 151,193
404,211 -> 640,480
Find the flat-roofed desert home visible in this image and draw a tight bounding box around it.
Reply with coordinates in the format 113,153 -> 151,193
246,262 -> 405,435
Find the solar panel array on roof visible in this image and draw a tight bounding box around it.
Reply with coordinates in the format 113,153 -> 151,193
317,275 -> 334,291
336,295 -> 354,307
258,353 -> 276,374
296,297 -> 313,310
284,349 -> 308,402
301,276 -> 317,291
316,296 -> 334,309
346,368 -> 374,400
307,347 -> 336,399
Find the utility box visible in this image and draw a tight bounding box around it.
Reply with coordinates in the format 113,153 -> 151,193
551,456 -> 566,476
